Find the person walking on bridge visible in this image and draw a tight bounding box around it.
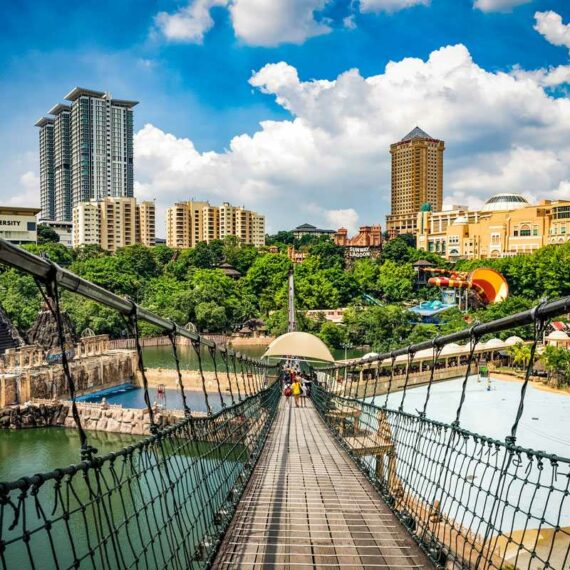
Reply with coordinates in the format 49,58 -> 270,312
291,377 -> 302,408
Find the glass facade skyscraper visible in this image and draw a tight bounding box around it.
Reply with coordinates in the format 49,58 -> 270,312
36,87 -> 137,221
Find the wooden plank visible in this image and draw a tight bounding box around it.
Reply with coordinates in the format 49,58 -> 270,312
211,399 -> 432,570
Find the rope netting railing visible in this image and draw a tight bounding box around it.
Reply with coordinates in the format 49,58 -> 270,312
0,240 -> 280,569
313,296 -> 570,570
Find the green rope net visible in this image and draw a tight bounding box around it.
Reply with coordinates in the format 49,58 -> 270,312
313,308 -> 570,570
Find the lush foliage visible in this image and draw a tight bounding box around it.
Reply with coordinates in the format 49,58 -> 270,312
540,345 -> 570,386
37,224 -> 60,244
0,234 -> 568,349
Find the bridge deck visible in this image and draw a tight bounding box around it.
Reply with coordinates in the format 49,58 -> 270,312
212,399 -> 431,569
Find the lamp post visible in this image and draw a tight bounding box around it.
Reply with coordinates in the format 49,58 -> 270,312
341,342 -> 353,381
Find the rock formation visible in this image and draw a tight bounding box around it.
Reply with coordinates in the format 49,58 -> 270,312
27,302 -> 77,350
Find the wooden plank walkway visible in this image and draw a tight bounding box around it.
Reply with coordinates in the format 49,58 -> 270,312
212,399 -> 432,569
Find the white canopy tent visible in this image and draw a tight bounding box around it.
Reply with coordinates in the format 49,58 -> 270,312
262,331 -> 335,363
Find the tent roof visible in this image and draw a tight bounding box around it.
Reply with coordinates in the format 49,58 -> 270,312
262,331 -> 335,362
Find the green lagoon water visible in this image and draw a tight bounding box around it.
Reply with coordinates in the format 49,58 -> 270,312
0,427 -> 142,482
140,343 -> 365,371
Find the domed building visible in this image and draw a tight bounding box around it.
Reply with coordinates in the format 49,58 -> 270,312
481,193 -> 529,212
416,192 -> 570,260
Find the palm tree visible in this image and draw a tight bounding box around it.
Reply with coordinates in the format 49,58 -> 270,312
508,342 -> 532,370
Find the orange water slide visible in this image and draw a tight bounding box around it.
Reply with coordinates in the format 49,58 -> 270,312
425,267 -> 509,305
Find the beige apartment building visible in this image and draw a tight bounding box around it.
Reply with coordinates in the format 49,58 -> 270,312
72,197 -> 155,251
166,200 -> 265,248
386,127 -> 445,238
416,193 -> 570,260
137,201 -> 156,247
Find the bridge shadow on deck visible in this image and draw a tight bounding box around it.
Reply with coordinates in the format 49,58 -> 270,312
212,399 -> 432,570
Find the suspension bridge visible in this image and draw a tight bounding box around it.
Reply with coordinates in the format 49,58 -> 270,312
0,239 -> 568,570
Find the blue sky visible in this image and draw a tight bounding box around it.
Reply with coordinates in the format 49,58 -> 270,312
1,0 -> 569,235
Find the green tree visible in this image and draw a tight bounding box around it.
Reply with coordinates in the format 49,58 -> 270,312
221,236 -> 259,274
352,259 -> 381,295
399,233 -> 416,248
243,254 -> 292,313
378,260 -> 415,302
508,342 -> 532,369
474,296 -> 535,339
191,241 -> 217,269
74,244 -> 107,261
62,294 -> 125,338
141,275 -> 193,325
195,302 -> 227,332
0,270 -> 41,331
70,256 -> 141,297
37,224 -> 60,244
381,238 -> 410,263
318,321 -> 347,349
343,305 -> 415,352
540,345 -> 570,386
266,231 -> 295,247
151,245 -> 176,268
23,243 -> 74,267
115,245 -> 158,279
308,237 -> 345,269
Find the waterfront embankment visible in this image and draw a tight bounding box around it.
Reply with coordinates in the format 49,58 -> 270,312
0,400 -> 195,435
491,370 -> 570,395
144,368 -> 232,392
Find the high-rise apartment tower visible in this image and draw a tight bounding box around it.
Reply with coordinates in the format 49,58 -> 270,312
386,127 -> 444,238
35,117 -> 55,220
166,201 -> 265,248
36,87 -> 137,221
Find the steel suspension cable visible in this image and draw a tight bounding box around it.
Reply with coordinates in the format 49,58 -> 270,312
507,307 -> 547,444
166,327 -> 191,417
191,338 -> 212,416
420,338 -> 443,418
398,349 -> 416,412
126,306 -> 158,432
383,353 -> 397,409
219,349 -> 236,405
452,326 -> 480,427
208,345 -> 226,409
231,353 -> 242,401
34,271 -> 97,461
239,358 -> 250,397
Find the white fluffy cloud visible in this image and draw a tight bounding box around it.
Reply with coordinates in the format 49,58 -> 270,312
360,0 -> 429,13
229,0 -> 330,46
134,44 -> 570,235
324,208 -> 359,232
510,64 -> 570,87
155,0 -> 228,43
534,11 -> 570,51
473,0 -> 530,12
155,0 -> 331,46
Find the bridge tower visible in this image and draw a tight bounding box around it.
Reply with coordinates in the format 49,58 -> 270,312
287,268 -> 296,332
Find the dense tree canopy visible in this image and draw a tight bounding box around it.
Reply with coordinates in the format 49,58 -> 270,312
37,224 -> 60,245
0,235 -> 567,350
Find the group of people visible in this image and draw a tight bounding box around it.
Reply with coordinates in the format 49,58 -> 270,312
281,367 -> 311,407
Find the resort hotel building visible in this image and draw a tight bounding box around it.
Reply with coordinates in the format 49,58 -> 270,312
386,127 -> 445,238
416,193 -> 570,260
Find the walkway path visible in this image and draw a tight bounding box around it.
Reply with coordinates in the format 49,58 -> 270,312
212,399 -> 432,569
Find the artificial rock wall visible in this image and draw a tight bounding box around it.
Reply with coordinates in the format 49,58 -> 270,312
0,350 -> 137,408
